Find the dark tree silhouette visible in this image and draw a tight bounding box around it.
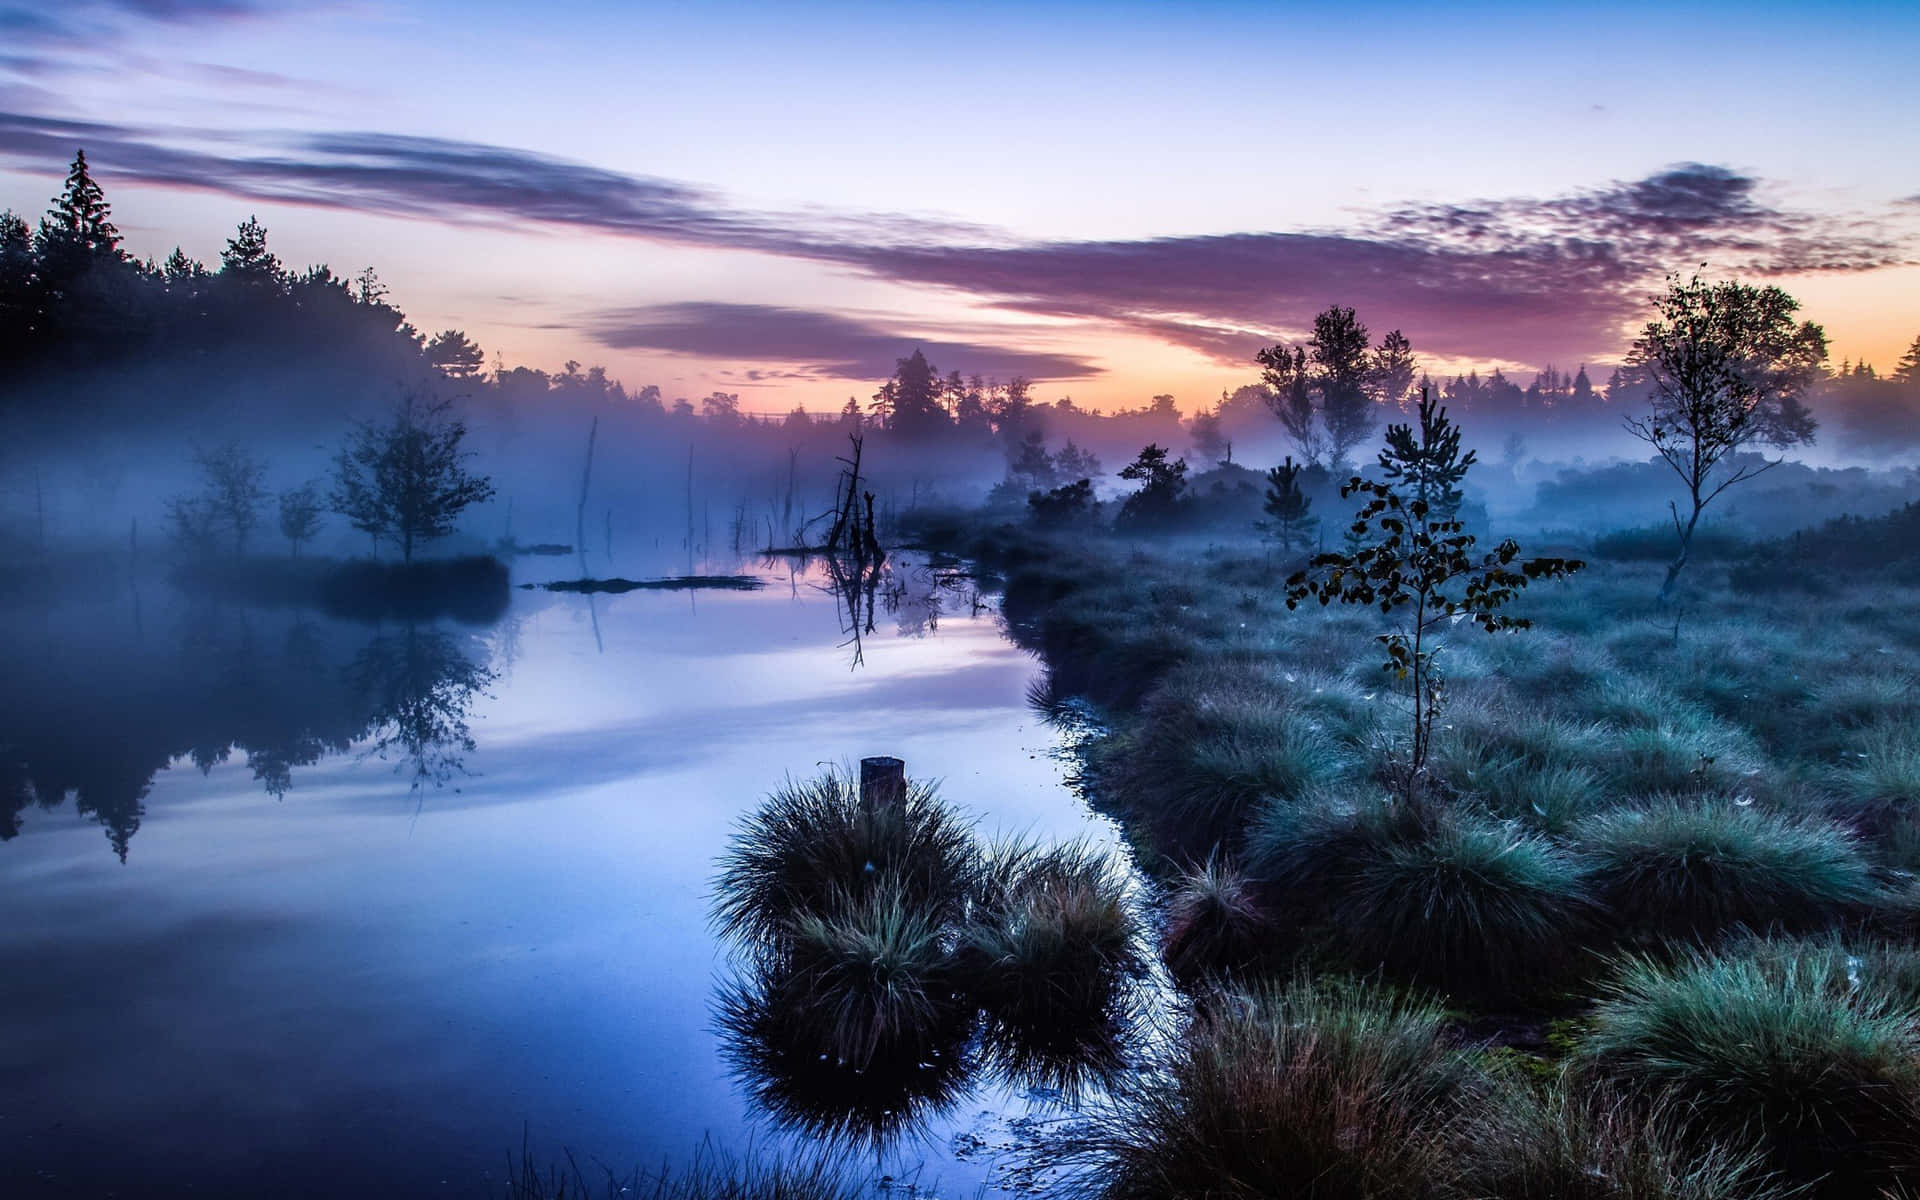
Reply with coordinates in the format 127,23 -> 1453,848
1371,329 -> 1417,411
1116,443 -> 1189,528
1624,273 -> 1826,600
1258,343 -> 1322,465
331,393 -> 495,563
40,149 -> 122,268
185,442 -> 268,555
1311,305 -> 1376,470
424,329 -> 484,378
1376,389 -> 1475,522
219,215 -> 284,288
1262,456 -> 1315,552
278,482 -> 324,556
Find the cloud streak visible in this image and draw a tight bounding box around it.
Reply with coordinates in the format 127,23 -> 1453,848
0,111 -> 1910,371
585,302 -> 1100,382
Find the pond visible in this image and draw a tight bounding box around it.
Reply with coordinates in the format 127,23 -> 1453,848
0,549 -> 1134,1198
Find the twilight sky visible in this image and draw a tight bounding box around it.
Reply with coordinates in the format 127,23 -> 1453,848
2,0 -> 1917,412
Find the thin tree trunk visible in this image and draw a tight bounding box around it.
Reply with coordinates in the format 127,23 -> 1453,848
1659,498 -> 1704,603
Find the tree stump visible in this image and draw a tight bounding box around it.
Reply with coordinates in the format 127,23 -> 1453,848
860,756 -> 906,817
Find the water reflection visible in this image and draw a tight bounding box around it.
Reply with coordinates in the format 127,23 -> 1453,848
0,597 -> 495,859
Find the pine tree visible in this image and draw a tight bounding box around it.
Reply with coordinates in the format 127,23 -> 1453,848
1262,456 -> 1316,551
220,215 -> 284,287
43,149 -> 120,258
1376,388 -> 1476,522
1895,335 -> 1920,386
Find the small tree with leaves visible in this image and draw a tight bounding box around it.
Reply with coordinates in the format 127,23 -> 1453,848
278,482 -> 324,557
188,442 -> 267,555
1625,272 -> 1825,600
331,393 -> 495,563
1262,456 -> 1316,552
1286,400 -> 1583,799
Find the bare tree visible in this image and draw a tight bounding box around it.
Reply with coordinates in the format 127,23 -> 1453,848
1624,273 -> 1825,600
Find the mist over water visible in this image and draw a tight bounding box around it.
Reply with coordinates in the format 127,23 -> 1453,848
0,551 -> 1129,1197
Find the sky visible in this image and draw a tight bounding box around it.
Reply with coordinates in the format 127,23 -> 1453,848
1,0 -> 1917,414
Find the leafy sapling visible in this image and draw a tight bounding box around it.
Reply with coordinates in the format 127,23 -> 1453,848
1285,389 -> 1583,799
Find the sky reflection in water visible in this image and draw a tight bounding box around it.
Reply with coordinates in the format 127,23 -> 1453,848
0,553 -> 1125,1198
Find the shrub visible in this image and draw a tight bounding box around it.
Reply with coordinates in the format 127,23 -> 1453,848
711,771 -> 980,946
1576,797 -> 1876,944
1575,942 -> 1920,1195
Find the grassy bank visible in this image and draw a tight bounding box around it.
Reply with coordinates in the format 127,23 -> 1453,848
907,511 -> 1920,1196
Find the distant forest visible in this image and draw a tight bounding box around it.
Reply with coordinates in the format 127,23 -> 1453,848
4,149 -> 1919,554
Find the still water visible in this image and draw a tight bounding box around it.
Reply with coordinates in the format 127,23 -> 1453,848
0,551 -> 1127,1198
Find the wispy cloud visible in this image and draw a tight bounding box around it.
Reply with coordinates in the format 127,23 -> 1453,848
586,302 -> 1100,382
0,112 -> 1910,370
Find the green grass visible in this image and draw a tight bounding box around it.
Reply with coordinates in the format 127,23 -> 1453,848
1575,797 -> 1877,945
1066,976 -> 1485,1200
710,769 -> 981,947
1575,941 -> 1920,1195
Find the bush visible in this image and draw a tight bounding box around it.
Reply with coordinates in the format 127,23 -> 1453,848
1069,976 -> 1483,1200
1575,942 -> 1920,1194
711,771 -> 980,947
1576,797 -> 1876,944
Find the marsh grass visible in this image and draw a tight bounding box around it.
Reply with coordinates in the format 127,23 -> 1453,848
1160,857 -> 1277,984
1459,1073 -> 1793,1200
1062,976 -> 1485,1200
711,770 -> 981,947
964,841 -> 1144,1092
501,1137 -> 863,1200
1576,942 -> 1920,1194
1576,797 -> 1877,945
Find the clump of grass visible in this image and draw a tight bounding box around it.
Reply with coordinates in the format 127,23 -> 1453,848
1334,810 -> 1594,1002
1251,795 -> 1592,1001
1833,721 -> 1920,833
1602,717 -> 1758,797
1098,666 -> 1349,861
1160,856 -> 1277,985
964,841 -> 1143,1091
1574,941 -> 1920,1195
1576,797 -> 1876,944
1064,976 -> 1484,1200
784,883 -> 968,1069
714,892 -> 975,1147
1459,1072 -> 1791,1200
711,770 -> 980,946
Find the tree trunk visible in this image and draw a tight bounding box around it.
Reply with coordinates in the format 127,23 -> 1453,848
1659,501 -> 1704,603
860,756 -> 906,819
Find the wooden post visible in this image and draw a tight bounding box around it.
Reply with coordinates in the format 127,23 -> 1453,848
860,756 -> 905,817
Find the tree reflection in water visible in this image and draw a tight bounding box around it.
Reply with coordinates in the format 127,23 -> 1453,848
0,599 -> 497,859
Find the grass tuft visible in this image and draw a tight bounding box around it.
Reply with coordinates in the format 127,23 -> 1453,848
1576,796 -> 1876,944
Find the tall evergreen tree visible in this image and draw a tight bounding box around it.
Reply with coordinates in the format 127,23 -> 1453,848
1263,456 -> 1316,551
42,149 -> 121,259
220,215 -> 285,287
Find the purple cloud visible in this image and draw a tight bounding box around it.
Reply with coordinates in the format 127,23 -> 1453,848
586,302 -> 1100,382
0,112 -> 1908,372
